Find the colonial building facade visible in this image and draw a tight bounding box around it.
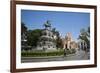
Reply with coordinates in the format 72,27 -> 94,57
62,32 -> 78,50
62,32 -> 88,51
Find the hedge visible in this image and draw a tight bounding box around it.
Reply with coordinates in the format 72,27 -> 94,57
21,49 -> 76,57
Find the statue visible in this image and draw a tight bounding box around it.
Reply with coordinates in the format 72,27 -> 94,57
44,20 -> 51,28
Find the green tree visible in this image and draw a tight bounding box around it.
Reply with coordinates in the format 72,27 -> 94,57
27,29 -> 42,47
52,28 -> 62,49
21,22 -> 27,35
21,22 -> 27,43
21,22 -> 28,50
56,36 -> 63,49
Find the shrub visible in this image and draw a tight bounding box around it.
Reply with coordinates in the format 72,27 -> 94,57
21,49 -> 74,57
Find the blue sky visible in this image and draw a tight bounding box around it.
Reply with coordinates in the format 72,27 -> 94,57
21,10 -> 90,40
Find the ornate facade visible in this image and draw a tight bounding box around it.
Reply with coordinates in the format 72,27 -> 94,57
62,32 -> 78,50
78,39 -> 87,51
37,21 -> 57,51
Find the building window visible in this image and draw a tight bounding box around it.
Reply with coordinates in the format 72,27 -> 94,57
52,35 -> 54,38
48,45 -> 50,48
48,33 -> 51,36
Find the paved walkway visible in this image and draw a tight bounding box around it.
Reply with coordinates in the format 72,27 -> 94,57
21,50 -> 89,63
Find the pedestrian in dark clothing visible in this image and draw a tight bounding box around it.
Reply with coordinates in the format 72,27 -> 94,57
64,49 -> 67,57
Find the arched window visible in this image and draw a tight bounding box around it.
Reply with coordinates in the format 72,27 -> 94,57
48,45 -> 50,48
48,33 -> 51,36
